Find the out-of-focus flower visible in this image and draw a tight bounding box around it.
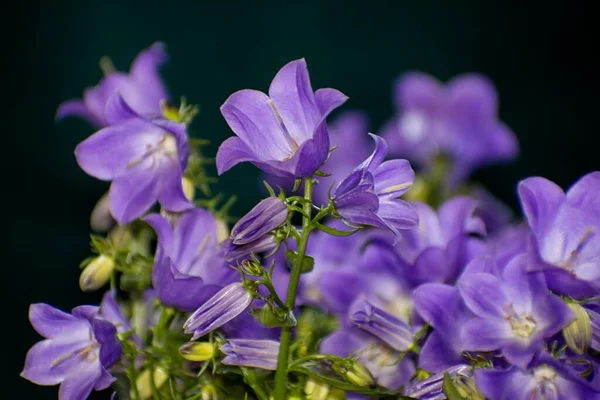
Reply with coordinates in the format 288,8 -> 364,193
184,282 -> 253,340
145,209 -> 236,312
458,255 -> 573,368
21,304 -> 122,400
216,58 -> 347,178
518,172 -> 600,298
219,339 -> 280,370
76,93 -> 193,223
57,42 -> 169,128
381,72 -> 518,184
221,197 -> 287,261
475,355 -> 600,400
332,134 -> 418,238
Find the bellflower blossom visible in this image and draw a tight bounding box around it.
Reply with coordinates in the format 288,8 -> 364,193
145,208 -> 236,312
332,134 -> 418,237
216,58 -> 348,178
518,172 -> 600,298
21,304 -> 122,400
380,72 -> 518,184
184,282 -> 253,340
459,255 -> 573,368
220,339 -> 280,370
475,354 -> 600,400
57,42 -> 169,128
221,197 -> 288,261
75,93 -> 193,223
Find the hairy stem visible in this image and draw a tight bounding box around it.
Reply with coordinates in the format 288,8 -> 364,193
273,177 -> 314,399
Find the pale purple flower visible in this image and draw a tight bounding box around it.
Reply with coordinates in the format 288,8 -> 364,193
220,339 -> 280,370
21,304 -> 122,400
221,197 -> 287,261
332,134 -> 418,237
100,290 -> 141,346
381,72 -> 518,184
404,364 -> 473,399
459,255 -> 574,368
518,172 -> 600,298
145,209 -> 236,312
57,42 -> 169,128
350,298 -> 414,352
184,282 -> 253,340
216,58 -> 348,178
475,355 -> 600,400
75,93 -> 193,223
413,283 -> 471,373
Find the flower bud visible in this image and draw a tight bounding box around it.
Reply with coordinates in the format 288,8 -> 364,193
79,255 -> 115,291
240,258 -> 265,277
230,197 -> 288,245
90,192 -> 115,232
332,358 -> 375,388
133,367 -> 169,400
304,379 -> 343,400
200,384 -> 219,400
179,342 -> 216,362
564,302 -> 592,355
182,177 -> 196,201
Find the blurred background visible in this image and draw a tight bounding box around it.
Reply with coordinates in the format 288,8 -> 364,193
3,0 -> 596,397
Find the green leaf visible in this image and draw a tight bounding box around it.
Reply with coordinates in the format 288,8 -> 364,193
314,223 -> 358,237
286,250 -> 314,273
315,169 -> 332,177
443,372 -> 468,400
292,178 -> 303,192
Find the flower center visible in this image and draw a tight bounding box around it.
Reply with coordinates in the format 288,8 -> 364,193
127,133 -> 178,170
400,112 -> 427,143
504,304 -> 537,338
533,365 -> 557,381
559,227 -> 596,274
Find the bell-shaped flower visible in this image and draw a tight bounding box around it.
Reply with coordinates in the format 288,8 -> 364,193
21,304 -> 122,400
216,58 -> 347,178
518,172 -> 600,298
332,134 -> 418,238
57,42 -> 169,128
145,208 -> 236,312
380,72 -> 518,184
221,197 -> 287,261
475,354 -> 600,400
75,93 -> 193,223
183,282 -> 253,340
220,339 -> 280,370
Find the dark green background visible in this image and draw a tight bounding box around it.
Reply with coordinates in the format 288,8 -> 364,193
4,0 -> 596,398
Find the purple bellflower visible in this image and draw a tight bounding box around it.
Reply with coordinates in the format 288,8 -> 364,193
21,304 -> 122,400
331,134 -> 418,237
75,93 -> 193,223
216,58 -> 348,178
458,255 -> 574,368
145,208 -> 236,312
475,354 -> 600,400
381,72 -> 518,184
57,42 -> 169,128
221,197 -> 288,261
413,283 -> 472,373
518,172 -> 600,298
184,282 -> 253,340
220,339 -> 280,370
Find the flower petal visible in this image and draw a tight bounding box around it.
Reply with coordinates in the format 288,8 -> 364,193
517,176 -> 565,234
56,99 -> 102,127
314,88 -> 348,117
373,159 -> 415,198
458,272 -> 506,318
57,359 -> 102,400
393,72 -> 444,111
418,331 -> 463,373
216,136 -> 257,175
104,92 -> 139,125
109,163 -> 158,223
461,317 -> 511,352
28,304 -> 86,339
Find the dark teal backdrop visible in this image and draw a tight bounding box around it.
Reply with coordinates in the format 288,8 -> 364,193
3,0 -> 596,398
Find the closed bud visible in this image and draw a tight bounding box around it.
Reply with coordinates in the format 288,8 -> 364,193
79,255 -> 114,291
179,342 -> 216,362
182,177 -> 196,201
564,302 -> 592,355
201,384 -> 219,400
133,367 -> 169,400
333,359 -> 375,388
305,378 -> 344,400
240,258 -> 265,277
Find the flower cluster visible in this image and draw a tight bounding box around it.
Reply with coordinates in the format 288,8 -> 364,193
22,42 -> 600,400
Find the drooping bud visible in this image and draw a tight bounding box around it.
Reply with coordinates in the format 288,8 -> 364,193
332,358 -> 375,388
183,282 -> 253,340
230,197 -> 288,245
220,339 -> 280,370
133,367 -> 169,400
182,177 -> 196,201
79,254 -> 115,291
563,302 -> 592,355
179,342 -> 216,362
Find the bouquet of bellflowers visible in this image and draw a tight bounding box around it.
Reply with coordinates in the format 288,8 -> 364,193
21,42 -> 600,400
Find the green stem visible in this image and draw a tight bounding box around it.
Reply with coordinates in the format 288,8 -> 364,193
273,177 -> 314,399
128,357 -> 141,400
